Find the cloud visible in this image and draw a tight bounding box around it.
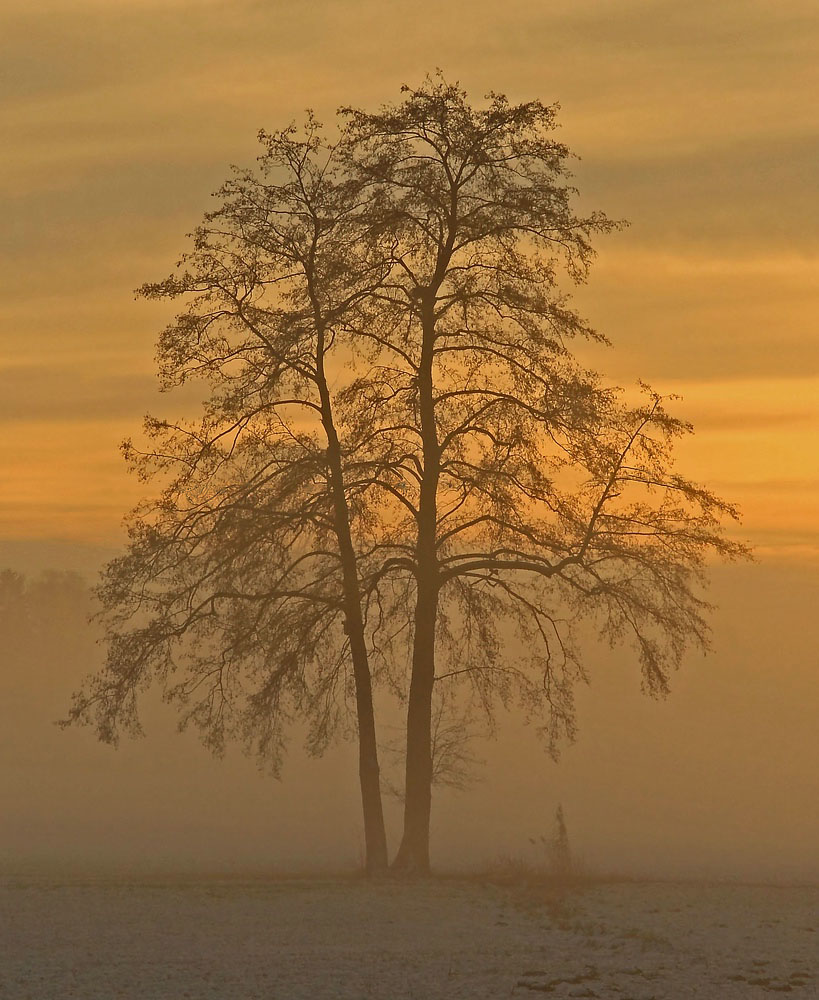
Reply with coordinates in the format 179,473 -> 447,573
0,0 -> 816,557
0,367 -> 153,422
712,477 -> 819,492
0,364 -> 205,422
571,246 -> 819,381
690,412 -> 814,431
2,1 -> 816,147
575,134 -> 819,252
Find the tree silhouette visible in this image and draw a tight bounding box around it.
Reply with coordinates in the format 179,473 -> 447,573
340,76 -> 747,871
64,120 -> 399,873
65,76 -> 747,877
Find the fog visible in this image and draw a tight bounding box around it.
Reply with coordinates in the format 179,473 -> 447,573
2,551 -> 816,884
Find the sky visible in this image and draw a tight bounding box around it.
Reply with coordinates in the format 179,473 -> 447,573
1,0 -> 817,559
1,0 -> 817,877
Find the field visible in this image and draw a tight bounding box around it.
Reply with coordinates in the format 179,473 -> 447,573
1,874 -> 815,998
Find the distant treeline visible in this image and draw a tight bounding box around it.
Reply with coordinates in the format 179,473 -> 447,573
0,569 -> 99,683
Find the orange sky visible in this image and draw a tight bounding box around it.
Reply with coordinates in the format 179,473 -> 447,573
1,0 -> 817,560
2,0 -> 818,880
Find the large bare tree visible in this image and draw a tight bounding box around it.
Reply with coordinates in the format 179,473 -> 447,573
340,77 -> 747,872
67,78 -> 747,878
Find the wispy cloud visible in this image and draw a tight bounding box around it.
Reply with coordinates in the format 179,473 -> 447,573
1,0 -> 816,556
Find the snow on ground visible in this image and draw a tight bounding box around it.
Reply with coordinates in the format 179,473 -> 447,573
0,875 -> 816,998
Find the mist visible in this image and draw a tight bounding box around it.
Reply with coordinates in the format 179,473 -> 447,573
2,553 -> 815,884
2,1 -> 818,996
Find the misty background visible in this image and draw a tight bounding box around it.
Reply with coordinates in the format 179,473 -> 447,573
2,550 -> 816,883
1,1 -> 817,885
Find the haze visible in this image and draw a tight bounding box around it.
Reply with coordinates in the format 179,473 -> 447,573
1,0 -> 817,884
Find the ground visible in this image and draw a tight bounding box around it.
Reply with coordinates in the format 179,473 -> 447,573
1,875 -> 816,998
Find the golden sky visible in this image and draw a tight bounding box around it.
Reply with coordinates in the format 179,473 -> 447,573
2,1 -> 818,880
1,0 -> 817,561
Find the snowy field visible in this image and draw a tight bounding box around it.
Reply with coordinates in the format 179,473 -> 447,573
0,875 -> 815,999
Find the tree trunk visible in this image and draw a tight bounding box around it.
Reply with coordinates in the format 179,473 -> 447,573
326,446 -> 389,876
345,597 -> 390,875
391,574 -> 438,873
392,289 -> 440,874
326,460 -> 389,875
315,326 -> 389,876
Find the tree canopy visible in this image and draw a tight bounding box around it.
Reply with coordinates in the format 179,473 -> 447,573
66,75 -> 747,875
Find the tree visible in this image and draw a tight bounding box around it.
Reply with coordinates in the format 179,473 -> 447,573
64,119 -> 398,874
66,76 -> 747,878
2,569 -> 96,695
339,76 -> 747,872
